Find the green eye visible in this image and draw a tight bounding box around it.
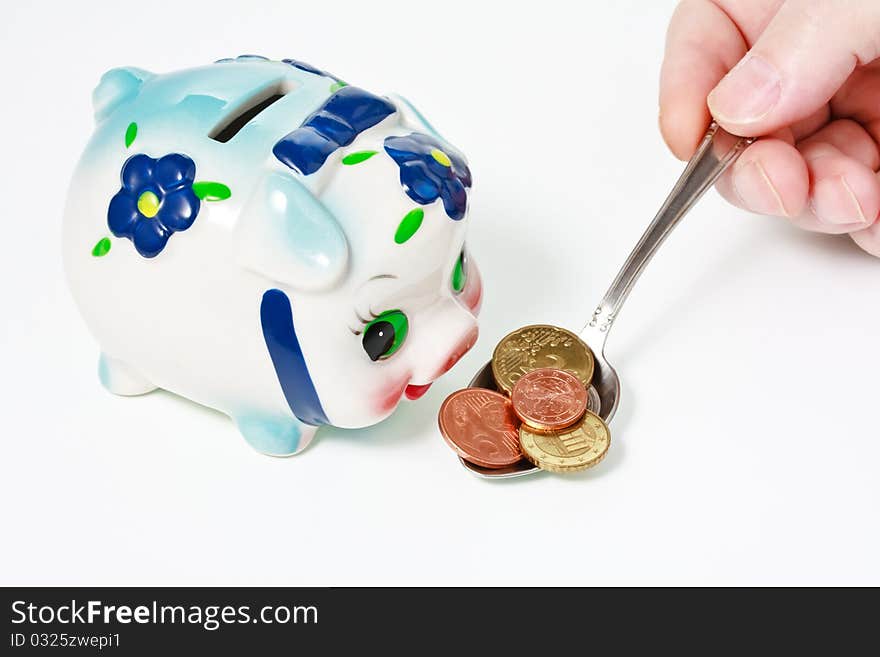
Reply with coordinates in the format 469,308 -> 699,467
451,249 -> 468,293
362,310 -> 409,361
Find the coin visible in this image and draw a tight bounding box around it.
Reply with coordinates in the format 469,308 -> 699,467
519,411 -> 610,473
438,389 -> 523,468
511,368 -> 588,432
491,324 -> 595,394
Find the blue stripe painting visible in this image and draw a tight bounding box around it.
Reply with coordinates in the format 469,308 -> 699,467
273,86 -> 396,175
260,289 -> 329,426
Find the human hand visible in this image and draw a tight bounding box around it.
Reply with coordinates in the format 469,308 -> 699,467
660,0 -> 880,256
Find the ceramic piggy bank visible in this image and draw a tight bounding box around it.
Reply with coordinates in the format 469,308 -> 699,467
63,55 -> 482,456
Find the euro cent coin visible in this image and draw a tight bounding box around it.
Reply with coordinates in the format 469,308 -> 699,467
491,324 -> 595,395
438,389 -> 523,468
519,411 -> 610,473
511,368 -> 588,432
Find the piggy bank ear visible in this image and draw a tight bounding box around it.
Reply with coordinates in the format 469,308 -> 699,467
387,93 -> 443,140
92,67 -> 154,123
237,172 -> 349,292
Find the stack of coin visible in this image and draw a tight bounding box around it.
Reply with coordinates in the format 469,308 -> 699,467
438,325 -> 611,474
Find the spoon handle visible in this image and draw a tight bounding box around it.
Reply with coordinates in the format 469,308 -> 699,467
580,122 -> 753,344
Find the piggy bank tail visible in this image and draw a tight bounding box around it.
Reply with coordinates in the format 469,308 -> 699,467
92,66 -> 154,123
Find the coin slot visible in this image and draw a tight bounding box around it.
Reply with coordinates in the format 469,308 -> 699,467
209,82 -> 291,143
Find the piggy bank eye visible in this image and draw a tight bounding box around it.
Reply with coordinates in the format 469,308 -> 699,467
363,310 -> 409,361
451,249 -> 468,293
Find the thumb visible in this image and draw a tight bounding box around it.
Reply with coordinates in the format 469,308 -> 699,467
707,0 -> 880,136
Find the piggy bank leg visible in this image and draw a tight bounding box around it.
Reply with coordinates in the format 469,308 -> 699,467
98,353 -> 157,396
234,414 -> 317,457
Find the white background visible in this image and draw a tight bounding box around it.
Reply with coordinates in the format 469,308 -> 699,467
1,0 -> 878,586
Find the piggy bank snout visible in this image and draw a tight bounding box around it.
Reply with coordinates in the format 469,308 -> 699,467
440,325 -> 479,375
408,302 -> 479,384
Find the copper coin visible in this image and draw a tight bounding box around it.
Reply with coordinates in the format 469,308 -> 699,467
510,368 -> 588,432
438,389 -> 523,468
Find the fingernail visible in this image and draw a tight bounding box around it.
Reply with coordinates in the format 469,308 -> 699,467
708,55 -> 781,125
732,160 -> 787,216
812,176 -> 869,226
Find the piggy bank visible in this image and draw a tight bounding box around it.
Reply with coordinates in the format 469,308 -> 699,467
63,55 -> 482,456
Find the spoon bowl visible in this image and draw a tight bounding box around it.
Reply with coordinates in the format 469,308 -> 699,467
456,123 -> 752,479
460,331 -> 620,478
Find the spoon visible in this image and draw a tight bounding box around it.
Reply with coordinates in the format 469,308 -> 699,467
461,122 -> 754,478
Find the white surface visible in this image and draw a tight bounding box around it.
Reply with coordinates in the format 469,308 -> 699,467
1,0 -> 878,586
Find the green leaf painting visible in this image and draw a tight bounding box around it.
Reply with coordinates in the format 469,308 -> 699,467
124,122 -> 137,148
92,237 -> 111,257
342,151 -> 378,166
192,181 -> 231,201
394,208 -> 424,244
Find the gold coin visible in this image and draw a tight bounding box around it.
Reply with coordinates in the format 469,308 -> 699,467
519,411 -> 610,473
491,324 -> 594,395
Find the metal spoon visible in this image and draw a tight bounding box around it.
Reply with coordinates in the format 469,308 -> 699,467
461,122 -> 754,478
